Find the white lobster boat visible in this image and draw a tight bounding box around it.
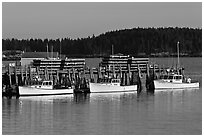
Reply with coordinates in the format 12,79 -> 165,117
154,74 -> 199,89
89,78 -> 137,93
19,80 -> 73,96
154,41 -> 199,90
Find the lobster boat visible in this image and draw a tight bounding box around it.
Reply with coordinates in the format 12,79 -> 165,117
19,80 -> 73,96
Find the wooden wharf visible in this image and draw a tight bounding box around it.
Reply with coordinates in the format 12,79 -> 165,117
2,58 -> 169,98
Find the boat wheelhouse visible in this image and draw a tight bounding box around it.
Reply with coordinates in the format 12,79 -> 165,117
153,42 -> 199,90
154,74 -> 199,89
159,74 -> 183,83
89,78 -> 137,93
19,80 -> 73,96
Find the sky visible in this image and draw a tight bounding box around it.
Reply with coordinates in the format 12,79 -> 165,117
2,2 -> 202,39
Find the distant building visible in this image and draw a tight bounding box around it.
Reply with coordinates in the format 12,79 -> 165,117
20,52 -> 59,66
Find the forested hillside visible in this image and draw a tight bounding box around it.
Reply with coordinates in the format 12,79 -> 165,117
2,27 -> 202,57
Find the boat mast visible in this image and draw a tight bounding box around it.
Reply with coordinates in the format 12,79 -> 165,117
111,44 -> 114,78
177,41 -> 180,74
47,43 -> 49,58
60,38 -> 61,59
51,45 -> 53,81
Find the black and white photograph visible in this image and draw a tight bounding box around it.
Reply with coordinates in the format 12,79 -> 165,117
2,1 -> 202,135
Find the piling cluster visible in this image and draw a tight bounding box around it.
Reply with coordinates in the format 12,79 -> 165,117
2,61 -> 164,98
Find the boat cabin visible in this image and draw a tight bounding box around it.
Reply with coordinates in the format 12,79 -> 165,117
31,80 -> 54,89
42,81 -> 53,85
40,81 -> 54,89
99,78 -> 121,86
159,74 -> 183,83
111,79 -> 121,86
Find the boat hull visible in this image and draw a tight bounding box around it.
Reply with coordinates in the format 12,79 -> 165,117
154,80 -> 199,89
19,86 -> 73,96
89,83 -> 137,93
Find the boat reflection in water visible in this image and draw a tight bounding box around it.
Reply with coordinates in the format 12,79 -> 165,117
90,78 -> 137,93
18,91 -> 140,105
3,87 -> 201,135
18,87 -> 200,105
153,87 -> 200,93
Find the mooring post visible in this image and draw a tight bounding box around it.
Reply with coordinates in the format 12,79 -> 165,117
112,64 -> 115,78
119,65 -> 122,80
44,66 -> 48,80
14,65 -> 18,85
56,70 -> 59,84
8,64 -> 12,87
128,63 -> 131,80
68,69 -> 71,82
158,65 -> 161,78
145,63 -> 150,90
25,65 -> 27,85
137,65 -> 142,92
89,68 -> 92,82
36,66 -> 40,82
97,67 -> 100,83
122,71 -> 126,86
15,84 -> 20,98
29,65 -> 32,85
146,63 -> 155,92
21,66 -> 24,85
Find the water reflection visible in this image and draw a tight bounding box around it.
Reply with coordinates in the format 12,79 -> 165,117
18,94 -> 74,104
154,87 -> 200,93
74,93 -> 90,103
2,87 -> 201,135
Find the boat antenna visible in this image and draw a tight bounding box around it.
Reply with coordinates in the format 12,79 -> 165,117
60,38 -> 61,59
52,44 -> 53,59
177,41 -> 180,74
47,43 -> 49,58
51,45 -> 53,81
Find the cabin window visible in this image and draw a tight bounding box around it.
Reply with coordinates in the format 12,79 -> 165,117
169,76 -> 173,79
49,82 -> 52,85
164,75 -> 168,79
175,76 -> 182,79
112,79 -> 117,83
112,79 -> 119,83
160,75 -> 164,79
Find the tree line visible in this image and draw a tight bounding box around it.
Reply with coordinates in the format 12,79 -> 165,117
2,27 -> 202,57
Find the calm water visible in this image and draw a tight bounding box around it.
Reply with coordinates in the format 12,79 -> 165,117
2,57 -> 202,135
